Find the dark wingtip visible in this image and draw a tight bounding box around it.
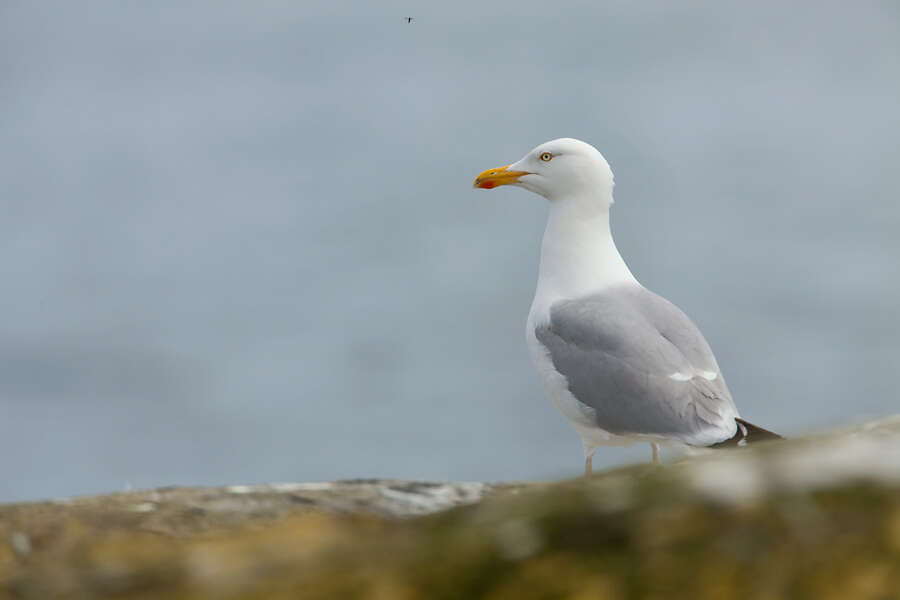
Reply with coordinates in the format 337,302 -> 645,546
711,417 -> 784,448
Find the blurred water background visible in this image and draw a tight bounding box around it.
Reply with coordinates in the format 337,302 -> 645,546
2,1 -> 898,502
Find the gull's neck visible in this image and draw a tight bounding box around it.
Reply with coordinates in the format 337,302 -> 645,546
530,194 -> 638,320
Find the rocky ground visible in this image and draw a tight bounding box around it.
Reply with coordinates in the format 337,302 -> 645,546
2,417 -> 899,599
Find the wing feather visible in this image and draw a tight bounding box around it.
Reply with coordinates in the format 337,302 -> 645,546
534,286 -> 738,445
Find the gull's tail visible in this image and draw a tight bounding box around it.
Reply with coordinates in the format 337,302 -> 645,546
711,418 -> 783,448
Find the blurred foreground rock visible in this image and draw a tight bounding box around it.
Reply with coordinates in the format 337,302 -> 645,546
2,417 -> 900,599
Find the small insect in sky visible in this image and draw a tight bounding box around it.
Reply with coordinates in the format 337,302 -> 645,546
406,16 -> 414,23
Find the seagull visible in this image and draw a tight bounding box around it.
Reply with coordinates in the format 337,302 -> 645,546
473,138 -> 781,474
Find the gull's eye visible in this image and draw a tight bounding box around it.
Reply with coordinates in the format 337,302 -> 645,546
539,152 -> 553,162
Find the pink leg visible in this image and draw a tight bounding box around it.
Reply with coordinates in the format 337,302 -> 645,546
584,454 -> 593,476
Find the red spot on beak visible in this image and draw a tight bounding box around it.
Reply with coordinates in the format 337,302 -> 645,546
480,181 -> 496,189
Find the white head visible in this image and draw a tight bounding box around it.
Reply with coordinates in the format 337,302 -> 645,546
473,138 -> 615,208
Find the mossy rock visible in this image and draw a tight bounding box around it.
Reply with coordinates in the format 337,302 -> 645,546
1,418 -> 899,598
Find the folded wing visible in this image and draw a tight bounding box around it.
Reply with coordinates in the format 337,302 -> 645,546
534,286 -> 739,446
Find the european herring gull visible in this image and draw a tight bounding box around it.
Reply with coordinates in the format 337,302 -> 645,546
474,138 -> 780,474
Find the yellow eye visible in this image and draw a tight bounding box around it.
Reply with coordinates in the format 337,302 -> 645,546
539,152 -> 553,162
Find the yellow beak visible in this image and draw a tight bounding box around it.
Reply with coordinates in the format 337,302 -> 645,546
472,165 -> 532,189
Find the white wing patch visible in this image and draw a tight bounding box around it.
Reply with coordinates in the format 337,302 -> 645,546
668,372 -> 693,382
668,369 -> 719,382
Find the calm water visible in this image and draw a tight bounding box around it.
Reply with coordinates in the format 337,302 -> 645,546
2,2 -> 899,502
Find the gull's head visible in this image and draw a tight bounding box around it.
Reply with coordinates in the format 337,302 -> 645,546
473,138 -> 614,205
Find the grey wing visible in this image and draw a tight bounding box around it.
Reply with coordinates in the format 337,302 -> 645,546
534,288 -> 738,446
631,288 -> 727,377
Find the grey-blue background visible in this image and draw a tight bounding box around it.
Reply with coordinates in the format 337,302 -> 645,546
2,2 -> 898,503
